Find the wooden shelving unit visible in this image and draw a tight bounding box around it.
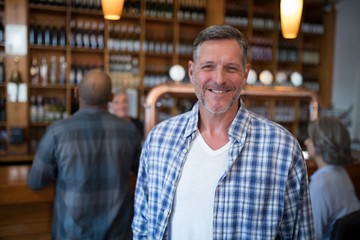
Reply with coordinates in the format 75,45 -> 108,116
0,0 -> 335,160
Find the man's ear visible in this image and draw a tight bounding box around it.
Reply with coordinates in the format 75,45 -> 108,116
188,61 -> 194,84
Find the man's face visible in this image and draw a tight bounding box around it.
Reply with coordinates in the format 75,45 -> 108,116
188,39 -> 249,115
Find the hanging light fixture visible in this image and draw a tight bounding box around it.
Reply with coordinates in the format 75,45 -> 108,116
280,0 -> 303,39
102,0 -> 125,20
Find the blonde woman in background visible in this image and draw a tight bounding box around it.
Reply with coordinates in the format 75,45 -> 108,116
305,116 -> 360,240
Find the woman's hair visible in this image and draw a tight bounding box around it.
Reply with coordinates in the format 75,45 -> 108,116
192,24 -> 249,68
308,116 -> 354,165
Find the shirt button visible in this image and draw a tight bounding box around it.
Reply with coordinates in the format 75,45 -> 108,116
182,149 -> 187,154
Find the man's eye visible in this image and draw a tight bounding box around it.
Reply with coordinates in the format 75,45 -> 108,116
226,66 -> 240,72
201,65 -> 215,70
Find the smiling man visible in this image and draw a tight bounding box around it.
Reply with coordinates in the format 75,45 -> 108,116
132,25 -> 315,240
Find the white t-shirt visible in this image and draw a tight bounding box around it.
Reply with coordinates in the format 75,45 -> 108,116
169,131 -> 230,240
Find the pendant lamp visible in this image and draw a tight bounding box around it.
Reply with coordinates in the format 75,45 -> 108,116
280,0 -> 303,39
102,0 -> 125,20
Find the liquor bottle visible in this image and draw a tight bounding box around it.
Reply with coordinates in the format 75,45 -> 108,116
69,20 -> 76,47
37,95 -> 44,122
30,95 -> 38,122
75,65 -> 83,84
82,21 -> 90,48
30,57 -> 40,85
51,26 -> 58,46
58,56 -> 66,85
75,20 -> 83,48
44,22 -> 51,45
97,22 -> 104,49
40,56 -> 48,86
29,21 -> 36,45
59,25 -> 66,46
90,21 -> 98,49
36,24 -> 43,45
49,55 -> 57,84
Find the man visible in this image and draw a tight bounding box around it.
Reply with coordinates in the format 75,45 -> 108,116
28,69 -> 141,239
132,25 -> 315,239
109,87 -> 144,139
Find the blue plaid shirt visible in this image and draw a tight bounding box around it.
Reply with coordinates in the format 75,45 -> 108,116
28,108 -> 142,240
132,102 -> 315,239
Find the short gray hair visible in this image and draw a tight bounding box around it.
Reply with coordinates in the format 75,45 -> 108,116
192,25 -> 249,68
308,116 -> 354,165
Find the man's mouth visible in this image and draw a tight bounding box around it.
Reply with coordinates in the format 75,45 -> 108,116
209,89 -> 229,94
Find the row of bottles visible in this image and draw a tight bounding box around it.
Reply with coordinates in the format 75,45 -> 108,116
71,0 -> 102,10
110,54 -> 139,89
30,95 -> 67,123
145,0 -> 173,19
29,0 -> 67,6
178,0 -> 206,22
29,22 -> 66,47
143,31 -> 173,54
30,55 -> 67,85
69,19 -> 104,49
109,54 -> 139,75
108,24 -> 141,52
278,42 -> 298,63
250,37 -> 273,61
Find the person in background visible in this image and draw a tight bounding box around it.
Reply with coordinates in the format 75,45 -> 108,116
132,25 -> 315,239
305,116 -> 360,240
28,69 -> 142,240
109,87 -> 144,139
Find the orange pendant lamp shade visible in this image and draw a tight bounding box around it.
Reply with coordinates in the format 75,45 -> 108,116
280,0 -> 303,39
102,0 -> 125,20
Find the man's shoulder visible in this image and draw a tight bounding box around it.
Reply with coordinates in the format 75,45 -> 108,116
247,111 -> 298,142
149,111 -> 192,136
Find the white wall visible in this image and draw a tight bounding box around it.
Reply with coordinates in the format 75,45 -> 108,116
332,0 -> 360,140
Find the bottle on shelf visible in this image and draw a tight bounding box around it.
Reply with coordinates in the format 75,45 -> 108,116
75,19 -> 83,48
29,20 -> 36,45
90,21 -> 98,49
59,25 -> 66,46
40,56 -> 48,86
82,21 -> 90,48
49,55 -> 57,84
44,21 -> 51,46
30,95 -> 38,122
36,24 -> 43,45
36,95 -> 44,122
97,22 -> 105,49
58,56 -> 67,85
30,57 -> 40,85
51,25 -> 58,46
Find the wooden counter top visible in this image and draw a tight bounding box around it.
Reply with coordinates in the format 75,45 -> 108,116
0,165 -> 54,205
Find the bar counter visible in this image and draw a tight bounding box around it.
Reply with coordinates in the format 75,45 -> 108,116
0,164 -> 54,239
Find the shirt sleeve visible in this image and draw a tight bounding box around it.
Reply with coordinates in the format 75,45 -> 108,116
132,139 -> 150,239
280,147 -> 316,239
27,128 -> 57,190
